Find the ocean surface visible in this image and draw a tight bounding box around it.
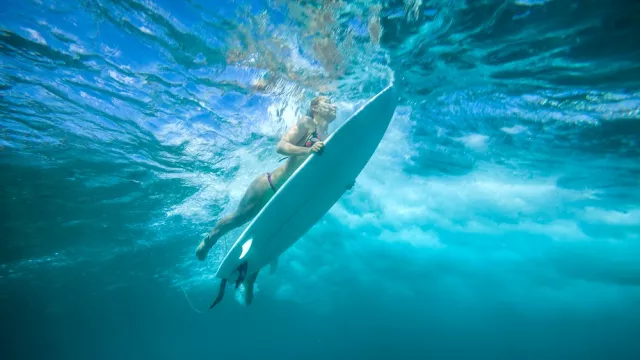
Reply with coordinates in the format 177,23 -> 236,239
1,0 -> 639,359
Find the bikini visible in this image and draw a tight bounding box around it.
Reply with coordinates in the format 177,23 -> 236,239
267,128 -> 322,193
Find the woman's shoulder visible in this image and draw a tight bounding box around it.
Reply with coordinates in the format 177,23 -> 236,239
297,115 -> 314,127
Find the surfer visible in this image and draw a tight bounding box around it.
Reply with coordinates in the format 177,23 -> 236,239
195,95 -> 337,302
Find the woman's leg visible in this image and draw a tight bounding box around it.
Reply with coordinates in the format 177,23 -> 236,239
195,174 -> 272,261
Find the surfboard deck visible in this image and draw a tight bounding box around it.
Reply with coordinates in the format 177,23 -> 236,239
214,84 -> 398,283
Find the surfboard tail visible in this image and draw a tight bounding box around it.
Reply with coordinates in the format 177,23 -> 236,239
209,261 -> 249,309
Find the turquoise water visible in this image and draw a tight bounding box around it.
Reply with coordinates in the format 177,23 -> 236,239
2,0 -> 640,358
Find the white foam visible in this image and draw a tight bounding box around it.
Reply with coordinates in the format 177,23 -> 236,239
69,44 -> 87,55
328,107 -> 597,246
22,27 -> 46,45
108,70 -> 136,85
379,227 -> 443,248
501,124 -> 528,135
139,26 -> 154,35
455,133 -> 489,152
100,44 -> 121,58
582,207 -> 640,226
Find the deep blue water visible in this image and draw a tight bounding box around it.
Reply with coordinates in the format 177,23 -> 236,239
1,0 -> 640,359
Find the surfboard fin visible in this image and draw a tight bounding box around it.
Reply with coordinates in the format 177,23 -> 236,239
235,261 -> 248,288
209,278 -> 227,309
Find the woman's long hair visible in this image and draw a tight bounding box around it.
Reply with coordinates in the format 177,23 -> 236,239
306,96 -> 325,118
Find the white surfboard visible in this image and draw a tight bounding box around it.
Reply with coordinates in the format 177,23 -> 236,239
214,84 -> 397,286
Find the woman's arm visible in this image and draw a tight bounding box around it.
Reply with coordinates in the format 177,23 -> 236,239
276,117 -> 312,156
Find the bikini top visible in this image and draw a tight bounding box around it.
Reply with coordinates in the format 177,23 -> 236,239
278,124 -> 322,162
304,129 -> 322,148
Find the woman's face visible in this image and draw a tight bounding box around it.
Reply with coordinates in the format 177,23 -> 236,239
314,97 -> 337,122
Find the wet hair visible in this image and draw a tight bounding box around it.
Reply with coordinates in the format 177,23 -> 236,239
306,96 -> 325,118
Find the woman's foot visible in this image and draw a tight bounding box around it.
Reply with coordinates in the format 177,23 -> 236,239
195,239 -> 212,261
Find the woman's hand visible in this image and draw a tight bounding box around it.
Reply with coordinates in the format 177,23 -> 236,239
308,141 -> 325,155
